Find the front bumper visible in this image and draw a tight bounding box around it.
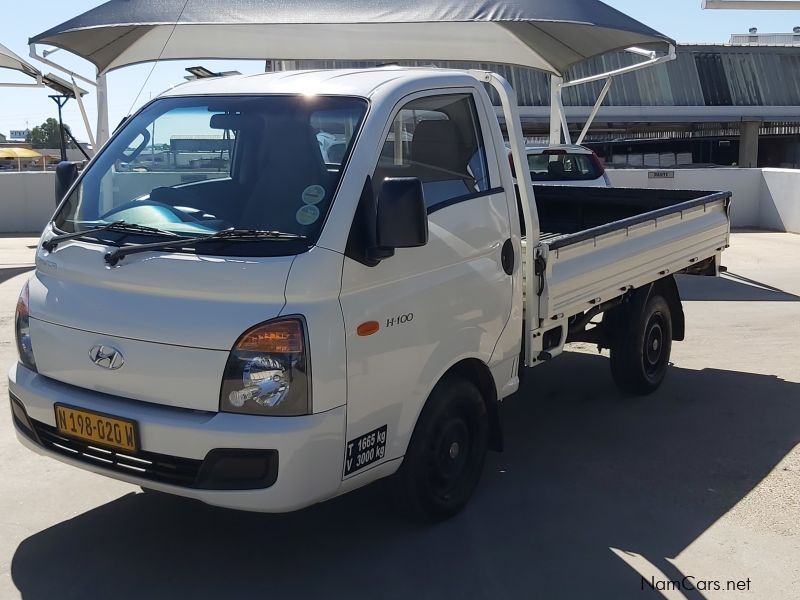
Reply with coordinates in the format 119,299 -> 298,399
8,363 -> 346,512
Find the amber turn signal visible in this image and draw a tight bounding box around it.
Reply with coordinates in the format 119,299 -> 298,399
235,318 -> 304,353
357,321 -> 380,337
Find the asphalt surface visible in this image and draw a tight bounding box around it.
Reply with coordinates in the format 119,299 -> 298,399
1,232 -> 798,599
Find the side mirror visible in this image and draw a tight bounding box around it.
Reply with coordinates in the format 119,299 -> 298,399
55,161 -> 79,206
375,178 -> 428,251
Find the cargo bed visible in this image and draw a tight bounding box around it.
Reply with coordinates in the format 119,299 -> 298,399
521,186 -> 732,359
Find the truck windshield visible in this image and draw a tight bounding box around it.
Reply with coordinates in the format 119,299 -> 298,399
54,95 -> 368,248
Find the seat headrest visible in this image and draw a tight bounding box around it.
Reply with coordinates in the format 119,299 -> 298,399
411,120 -> 467,175
548,160 -> 566,178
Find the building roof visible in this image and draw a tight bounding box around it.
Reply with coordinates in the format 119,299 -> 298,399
295,43 -> 800,123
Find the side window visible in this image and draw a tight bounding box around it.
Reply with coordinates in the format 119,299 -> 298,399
374,94 -> 490,210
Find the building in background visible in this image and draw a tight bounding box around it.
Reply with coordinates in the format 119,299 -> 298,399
289,36 -> 800,169
731,26 -> 800,44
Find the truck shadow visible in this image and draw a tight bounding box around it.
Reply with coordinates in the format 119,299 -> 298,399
11,353 -> 800,599
676,273 -> 800,302
0,267 -> 32,286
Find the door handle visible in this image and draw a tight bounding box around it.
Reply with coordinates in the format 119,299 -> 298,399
501,238 -> 514,276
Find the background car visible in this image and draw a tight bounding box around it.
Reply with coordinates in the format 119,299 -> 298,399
510,144 -> 611,187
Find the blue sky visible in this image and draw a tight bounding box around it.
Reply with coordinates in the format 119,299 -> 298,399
1,0 -> 799,142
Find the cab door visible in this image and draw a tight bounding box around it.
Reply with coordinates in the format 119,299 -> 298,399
338,90 -> 513,480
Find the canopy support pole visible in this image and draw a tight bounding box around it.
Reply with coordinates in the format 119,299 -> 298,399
549,76 -> 563,145
0,80 -> 43,88
562,45 -> 676,89
576,77 -> 612,145
71,77 -> 96,152
95,72 -> 110,148
470,69 -> 541,367
556,87 -> 571,145
29,44 -> 96,86
551,45 -> 676,147
29,43 -> 102,147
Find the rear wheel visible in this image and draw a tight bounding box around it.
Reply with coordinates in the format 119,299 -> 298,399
391,377 -> 488,522
610,294 -> 673,395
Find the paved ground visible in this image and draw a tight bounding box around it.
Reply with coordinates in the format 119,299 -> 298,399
0,232 -> 798,599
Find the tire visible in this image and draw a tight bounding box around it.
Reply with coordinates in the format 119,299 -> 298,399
610,293 -> 673,395
391,377 -> 488,522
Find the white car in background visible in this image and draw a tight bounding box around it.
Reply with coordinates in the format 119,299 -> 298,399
512,144 -> 611,187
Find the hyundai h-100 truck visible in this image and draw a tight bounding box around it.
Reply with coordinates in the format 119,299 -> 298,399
9,67 -> 731,520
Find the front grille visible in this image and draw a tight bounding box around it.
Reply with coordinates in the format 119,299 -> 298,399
31,419 -> 204,488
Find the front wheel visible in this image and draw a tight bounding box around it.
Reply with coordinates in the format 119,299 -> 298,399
610,294 -> 673,395
391,377 -> 488,522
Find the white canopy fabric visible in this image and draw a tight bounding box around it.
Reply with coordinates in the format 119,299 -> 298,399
0,43 -> 41,79
30,0 -> 674,76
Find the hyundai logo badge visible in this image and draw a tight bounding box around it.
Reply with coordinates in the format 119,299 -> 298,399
89,345 -> 125,370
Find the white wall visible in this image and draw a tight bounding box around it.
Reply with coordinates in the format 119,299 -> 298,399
0,172 -> 56,234
1,168 -> 799,234
606,168 -> 763,229
607,168 -> 800,234
760,169 -> 800,233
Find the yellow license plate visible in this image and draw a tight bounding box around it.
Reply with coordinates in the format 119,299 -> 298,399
54,404 -> 138,453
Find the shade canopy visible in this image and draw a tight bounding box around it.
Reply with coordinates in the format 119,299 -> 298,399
31,0 -> 674,76
0,43 -> 40,78
0,148 -> 43,159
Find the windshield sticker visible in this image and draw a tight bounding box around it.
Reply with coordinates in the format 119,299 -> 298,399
296,204 -> 320,226
301,185 -> 326,205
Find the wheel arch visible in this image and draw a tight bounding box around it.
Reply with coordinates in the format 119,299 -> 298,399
615,276 -> 685,343
442,358 -> 504,452
652,275 -> 685,341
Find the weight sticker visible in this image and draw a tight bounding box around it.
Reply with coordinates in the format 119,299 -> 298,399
301,184 -> 326,205
344,425 -> 388,476
295,204 -> 320,226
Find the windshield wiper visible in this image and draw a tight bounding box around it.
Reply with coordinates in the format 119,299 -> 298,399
42,221 -> 180,252
104,228 -> 309,266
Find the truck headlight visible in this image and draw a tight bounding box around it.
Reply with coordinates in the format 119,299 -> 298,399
15,280 -> 37,372
220,318 -> 310,416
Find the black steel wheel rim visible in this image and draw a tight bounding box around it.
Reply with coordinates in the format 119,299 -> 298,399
644,312 -> 666,375
427,410 -> 474,499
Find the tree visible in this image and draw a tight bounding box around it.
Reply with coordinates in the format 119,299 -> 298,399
26,118 -> 71,149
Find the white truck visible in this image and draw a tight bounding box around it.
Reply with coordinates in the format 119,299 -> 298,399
9,67 -> 731,520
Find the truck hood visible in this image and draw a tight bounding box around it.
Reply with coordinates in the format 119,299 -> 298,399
30,240 -> 294,350
26,240 -> 297,412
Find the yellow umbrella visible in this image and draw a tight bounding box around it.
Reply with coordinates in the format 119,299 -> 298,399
0,147 -> 42,158
0,147 -> 43,171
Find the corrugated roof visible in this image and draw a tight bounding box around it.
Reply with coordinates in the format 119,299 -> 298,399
294,43 -> 800,108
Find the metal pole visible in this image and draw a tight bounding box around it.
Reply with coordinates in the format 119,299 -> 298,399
29,44 -> 97,87
63,127 -> 91,161
554,85 -> 572,145
96,71 -> 110,148
561,46 -> 677,89
549,75 -> 563,145
71,77 -> 96,152
577,78 -> 613,145
50,95 -> 69,162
